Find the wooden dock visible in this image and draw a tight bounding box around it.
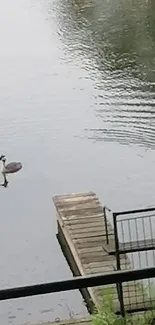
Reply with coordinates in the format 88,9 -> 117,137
53,191 -> 154,314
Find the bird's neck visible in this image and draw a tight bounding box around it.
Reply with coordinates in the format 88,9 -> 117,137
2,160 -> 6,168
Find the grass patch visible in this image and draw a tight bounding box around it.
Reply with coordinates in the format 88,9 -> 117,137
91,286 -> 155,325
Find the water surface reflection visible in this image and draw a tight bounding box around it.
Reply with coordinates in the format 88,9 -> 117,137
1,0 -> 155,324
56,0 -> 155,149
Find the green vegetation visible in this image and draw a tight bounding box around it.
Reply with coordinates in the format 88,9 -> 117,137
91,286 -> 155,325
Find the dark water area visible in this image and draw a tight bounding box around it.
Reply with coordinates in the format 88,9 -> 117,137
0,0 -> 155,324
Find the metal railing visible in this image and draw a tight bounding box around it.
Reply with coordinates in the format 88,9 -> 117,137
0,267 -> 155,301
113,207 -> 155,269
103,205 -> 111,245
113,207 -> 155,317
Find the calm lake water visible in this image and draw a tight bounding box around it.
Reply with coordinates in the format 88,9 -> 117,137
0,0 -> 155,324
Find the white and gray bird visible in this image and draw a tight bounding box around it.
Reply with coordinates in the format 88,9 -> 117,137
0,155 -> 22,187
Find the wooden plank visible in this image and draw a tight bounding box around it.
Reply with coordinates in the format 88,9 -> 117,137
83,263 -> 114,275
73,236 -> 115,249
80,252 -> 130,263
83,260 -> 131,269
72,237 -> 114,245
69,226 -> 106,235
81,254 -> 113,263
79,250 -> 108,257
84,266 -> 115,274
70,231 -> 108,239
78,246 -> 104,254
56,196 -> 100,208
60,207 -> 103,218
84,265 -> 115,273
73,235 -> 114,243
53,192 -> 95,202
65,214 -> 106,221
68,224 -> 113,233
57,196 -> 95,203
57,201 -> 101,212
65,217 -> 113,228
67,221 -> 105,230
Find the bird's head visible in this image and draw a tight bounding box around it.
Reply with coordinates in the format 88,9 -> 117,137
0,155 -> 6,162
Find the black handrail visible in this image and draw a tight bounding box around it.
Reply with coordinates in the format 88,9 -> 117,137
113,207 -> 155,216
0,267 -> 155,301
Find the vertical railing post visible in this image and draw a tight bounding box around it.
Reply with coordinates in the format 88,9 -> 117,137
103,207 -> 109,245
113,212 -> 125,317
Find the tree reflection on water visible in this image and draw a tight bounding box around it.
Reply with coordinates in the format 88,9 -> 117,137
48,0 -> 155,149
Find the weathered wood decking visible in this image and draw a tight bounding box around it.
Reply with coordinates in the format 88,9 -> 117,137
53,191 -> 153,314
